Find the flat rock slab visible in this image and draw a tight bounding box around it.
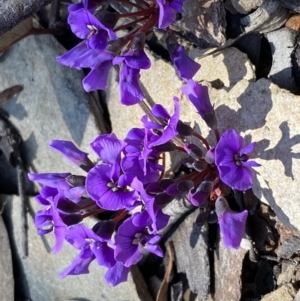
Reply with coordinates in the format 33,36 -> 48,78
190,47 -> 256,88
177,0 -> 227,46
213,239 -> 247,301
260,283 -> 296,301
3,195 -> 141,301
0,213 -> 14,301
0,34 -> 101,176
165,210 -> 210,300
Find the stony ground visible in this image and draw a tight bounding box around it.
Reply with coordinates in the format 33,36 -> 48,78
1,1 -> 300,301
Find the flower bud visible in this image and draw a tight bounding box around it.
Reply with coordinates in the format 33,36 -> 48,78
166,180 -> 194,196
176,120 -> 193,136
184,143 -> 203,161
205,148 -> 215,164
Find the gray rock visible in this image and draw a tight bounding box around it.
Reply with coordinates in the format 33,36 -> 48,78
0,35 -> 141,300
175,0 -> 227,46
261,283 -> 296,301
0,34 -> 102,175
0,210 -> 14,301
241,0 -> 289,34
265,28 -> 298,91
230,0 -> 262,14
164,210 -> 210,301
213,235 -> 247,301
190,47 -> 256,89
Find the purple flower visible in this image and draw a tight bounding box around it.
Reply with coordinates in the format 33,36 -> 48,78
215,129 -> 260,191
86,163 -> 138,210
156,0 -> 185,28
104,262 -> 130,286
90,133 -> 126,164
68,9 -> 116,50
122,128 -> 162,184
166,37 -> 200,81
215,196 -> 248,249
118,64 -> 144,105
28,173 -> 71,190
114,213 -> 163,267
142,97 -> 180,147
59,222 -> 116,278
49,140 -> 93,171
187,181 -> 212,207
181,79 -> 217,129
34,187 -> 68,253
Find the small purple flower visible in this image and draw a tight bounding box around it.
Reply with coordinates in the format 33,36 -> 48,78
68,9 -> 116,50
28,173 -> 71,190
104,262 -> 130,286
114,213 -> 163,267
59,222 -> 116,278
142,97 -> 180,147
90,133 -> 126,164
181,79 -> 217,129
118,64 -> 144,105
215,196 -> 248,249
34,187 -> 68,253
122,128 -> 162,184
49,140 -> 93,171
156,0 -> 185,28
166,37 -> 200,81
215,129 -> 260,191
86,163 -> 138,210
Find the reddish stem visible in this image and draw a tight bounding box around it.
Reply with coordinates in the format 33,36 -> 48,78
114,15 -> 150,32
114,209 -> 128,222
82,208 -> 106,218
80,202 -> 98,210
192,131 -> 210,150
118,7 -> 156,18
214,129 -> 220,142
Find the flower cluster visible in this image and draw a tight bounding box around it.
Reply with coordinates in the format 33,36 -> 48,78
57,0 -> 200,106
28,0 -> 261,287
29,96 -> 259,285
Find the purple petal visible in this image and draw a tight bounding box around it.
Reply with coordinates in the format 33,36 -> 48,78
90,133 -> 125,164
240,142 -> 256,156
56,41 -> 88,68
157,0 -> 177,29
83,60 -> 113,91
218,210 -> 248,249
114,218 -> 144,267
86,164 -> 137,210
52,210 -> 67,253
149,97 -> 180,147
181,80 -> 214,118
218,164 -> 254,191
119,65 -> 144,106
144,243 -> 164,257
104,262 -> 130,286
170,45 -> 200,81
28,173 -> 71,190
242,160 -> 261,167
92,242 -> 116,268
59,249 -> 95,278
49,140 -> 89,166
